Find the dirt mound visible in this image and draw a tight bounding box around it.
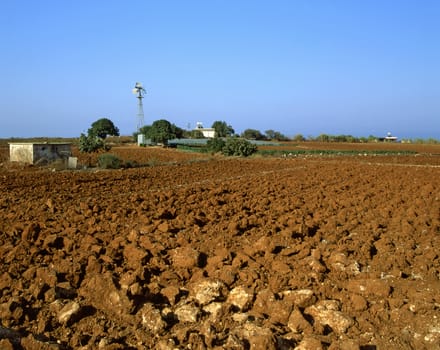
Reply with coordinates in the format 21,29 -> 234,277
0,150 -> 439,349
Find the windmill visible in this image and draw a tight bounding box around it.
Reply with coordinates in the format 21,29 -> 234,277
132,82 -> 146,132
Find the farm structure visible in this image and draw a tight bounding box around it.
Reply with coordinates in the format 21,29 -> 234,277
9,142 -> 72,164
377,132 -> 398,142
195,122 -> 216,138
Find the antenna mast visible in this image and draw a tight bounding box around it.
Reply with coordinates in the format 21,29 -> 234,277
132,82 -> 146,132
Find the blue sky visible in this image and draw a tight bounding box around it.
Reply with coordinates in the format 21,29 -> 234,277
0,0 -> 439,139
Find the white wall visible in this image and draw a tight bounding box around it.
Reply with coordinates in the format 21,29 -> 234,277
9,143 -> 71,164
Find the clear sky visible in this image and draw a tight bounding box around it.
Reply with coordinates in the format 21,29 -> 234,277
0,0 -> 439,139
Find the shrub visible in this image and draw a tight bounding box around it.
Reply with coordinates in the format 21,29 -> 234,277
79,118 -> 119,153
78,133 -> 105,153
147,158 -> 159,167
241,128 -> 266,140
207,137 -> 226,153
292,134 -> 306,142
222,138 -> 257,157
123,160 -> 138,169
98,154 -> 121,169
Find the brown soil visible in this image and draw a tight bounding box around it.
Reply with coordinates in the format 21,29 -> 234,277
0,145 -> 439,349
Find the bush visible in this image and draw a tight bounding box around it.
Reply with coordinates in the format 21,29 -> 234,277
123,160 -> 138,169
207,137 -> 226,153
292,134 -> 306,142
222,138 -> 257,157
241,128 -> 266,140
98,154 -> 121,169
78,133 -> 105,153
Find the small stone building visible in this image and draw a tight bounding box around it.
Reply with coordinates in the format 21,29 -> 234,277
9,142 -> 72,165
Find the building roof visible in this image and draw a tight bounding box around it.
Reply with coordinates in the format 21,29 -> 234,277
8,142 -> 72,145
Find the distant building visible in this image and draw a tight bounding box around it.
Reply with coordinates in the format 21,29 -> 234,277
9,142 -> 72,164
377,132 -> 398,142
195,122 -> 216,138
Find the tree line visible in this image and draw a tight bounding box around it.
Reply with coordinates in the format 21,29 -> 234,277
78,117 -> 439,154
135,120 -> 236,145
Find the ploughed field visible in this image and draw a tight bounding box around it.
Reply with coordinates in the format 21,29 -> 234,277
0,144 -> 439,349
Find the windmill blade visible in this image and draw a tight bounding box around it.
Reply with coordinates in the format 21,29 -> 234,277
132,88 -> 139,95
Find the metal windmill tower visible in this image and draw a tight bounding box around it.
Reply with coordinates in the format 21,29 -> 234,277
132,82 -> 146,132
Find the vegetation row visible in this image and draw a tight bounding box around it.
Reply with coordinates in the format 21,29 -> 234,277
0,117 -> 421,169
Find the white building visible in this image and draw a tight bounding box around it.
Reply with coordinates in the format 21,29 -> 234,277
195,122 -> 216,138
377,132 -> 398,142
9,142 -> 72,164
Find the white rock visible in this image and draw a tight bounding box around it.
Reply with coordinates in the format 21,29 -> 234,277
174,303 -> 200,323
203,302 -> 223,320
280,289 -> 315,308
305,300 -> 353,334
58,301 -> 80,324
425,325 -> 440,343
307,257 -> 326,273
232,313 -> 249,323
227,286 -> 253,311
327,252 -> 360,275
191,279 -> 225,305
237,323 -> 277,350
347,261 -> 361,275
138,303 -> 166,334
241,322 -> 273,337
98,338 -> 110,348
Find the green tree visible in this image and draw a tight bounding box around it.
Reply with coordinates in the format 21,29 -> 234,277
265,129 -> 276,140
212,121 -> 234,138
241,129 -> 266,140
171,123 -> 184,139
149,119 -> 176,145
139,125 -> 152,137
265,129 -> 289,141
189,129 -> 205,138
292,134 -> 306,142
88,118 -> 119,139
132,125 -> 153,142
316,134 -> 330,142
79,117 -> 119,153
